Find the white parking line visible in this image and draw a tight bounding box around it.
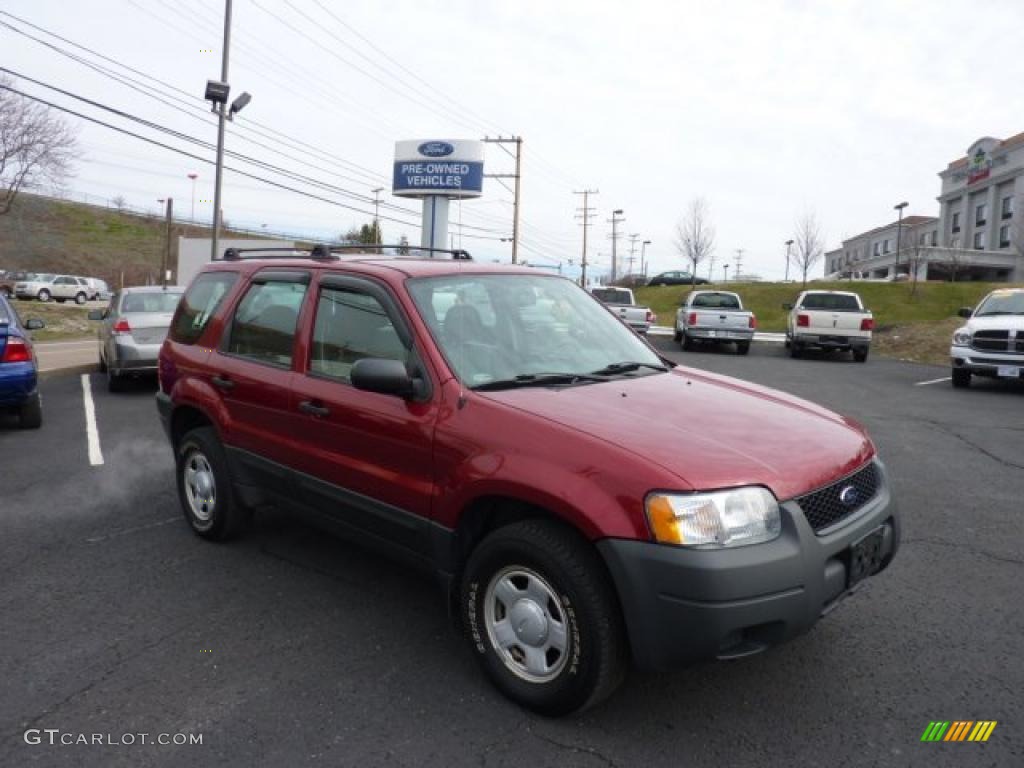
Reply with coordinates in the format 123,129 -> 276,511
86,517 -> 178,544
81,374 -> 105,466
914,376 -> 952,387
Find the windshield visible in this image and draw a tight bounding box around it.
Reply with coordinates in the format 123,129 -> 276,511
33,274 -> 55,282
407,273 -> 663,388
975,291 -> 1024,316
121,291 -> 184,313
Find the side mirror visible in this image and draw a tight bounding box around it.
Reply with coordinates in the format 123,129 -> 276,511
351,358 -> 420,399
87,309 -> 105,321
782,302 -> 794,310
24,318 -> 45,331
957,307 -> 973,318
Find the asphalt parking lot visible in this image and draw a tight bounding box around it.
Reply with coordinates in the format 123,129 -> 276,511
1,341 -> 1022,767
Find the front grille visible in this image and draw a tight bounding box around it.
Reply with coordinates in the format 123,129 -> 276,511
796,462 -> 880,534
971,330 -> 1010,353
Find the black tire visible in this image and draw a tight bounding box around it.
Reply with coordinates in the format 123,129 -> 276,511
74,292 -> 86,305
853,348 -> 868,363
461,519 -> 628,716
107,366 -> 123,392
176,426 -> 244,540
672,328 -> 682,343
18,392 -> 42,429
0,287 -> 10,299
681,333 -> 694,351
97,350 -> 107,374
790,342 -> 803,359
737,341 -> 751,355
952,368 -> 971,388
37,289 -> 50,302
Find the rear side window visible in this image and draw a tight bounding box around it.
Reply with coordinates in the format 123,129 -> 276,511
591,288 -> 630,304
692,293 -> 740,309
310,288 -> 408,382
170,272 -> 238,345
227,281 -> 308,367
801,293 -> 861,311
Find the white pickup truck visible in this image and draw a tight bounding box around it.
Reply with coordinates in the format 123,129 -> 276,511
784,290 -> 873,362
674,290 -> 756,354
589,286 -> 655,335
950,288 -> 1024,388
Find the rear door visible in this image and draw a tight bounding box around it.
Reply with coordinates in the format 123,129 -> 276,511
288,273 -> 439,556
208,269 -> 311,497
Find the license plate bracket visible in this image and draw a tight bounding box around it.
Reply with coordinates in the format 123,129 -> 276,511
847,526 -> 886,588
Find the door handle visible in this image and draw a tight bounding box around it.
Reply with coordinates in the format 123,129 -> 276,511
211,375 -> 235,391
299,400 -> 330,418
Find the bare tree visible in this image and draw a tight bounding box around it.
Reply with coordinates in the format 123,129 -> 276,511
946,242 -> 968,282
905,234 -> 928,296
0,75 -> 78,215
791,211 -> 825,287
674,197 -> 716,287
112,195 -> 127,212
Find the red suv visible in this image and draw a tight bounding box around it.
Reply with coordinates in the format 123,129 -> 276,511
157,248 -> 899,715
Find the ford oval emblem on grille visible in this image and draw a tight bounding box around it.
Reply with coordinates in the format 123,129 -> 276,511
839,485 -> 859,506
418,141 -> 454,157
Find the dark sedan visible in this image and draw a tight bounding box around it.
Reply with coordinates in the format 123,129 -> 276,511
647,270 -> 709,286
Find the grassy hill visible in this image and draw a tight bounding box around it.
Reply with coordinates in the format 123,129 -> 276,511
0,192 -> 285,289
636,280 -> 1023,365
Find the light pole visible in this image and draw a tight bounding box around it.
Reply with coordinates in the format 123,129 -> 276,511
784,239 -> 794,282
187,173 -> 198,221
640,240 -> 651,277
723,264 -> 730,283
205,0 -> 251,262
893,201 -> 908,277
609,209 -> 624,282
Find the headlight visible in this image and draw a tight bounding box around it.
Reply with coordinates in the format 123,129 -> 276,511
645,487 -> 782,548
952,328 -> 972,346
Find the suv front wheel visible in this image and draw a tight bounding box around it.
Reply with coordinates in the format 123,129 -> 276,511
461,519 -> 627,716
176,427 -> 245,540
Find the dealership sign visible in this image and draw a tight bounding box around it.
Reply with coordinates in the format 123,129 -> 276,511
393,139 -> 484,198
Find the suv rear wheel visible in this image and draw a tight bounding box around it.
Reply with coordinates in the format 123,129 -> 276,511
176,426 -> 244,540
461,519 -> 627,716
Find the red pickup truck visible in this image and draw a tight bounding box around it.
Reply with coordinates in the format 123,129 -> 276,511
157,248 -> 899,715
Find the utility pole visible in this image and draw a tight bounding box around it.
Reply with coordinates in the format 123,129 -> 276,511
734,248 -> 744,281
784,239 -> 794,282
608,209 -> 625,282
210,0 -> 232,263
640,240 -> 651,277
574,189 -> 598,287
627,233 -> 640,276
162,197 -> 173,288
483,136 -> 522,263
187,173 -> 198,220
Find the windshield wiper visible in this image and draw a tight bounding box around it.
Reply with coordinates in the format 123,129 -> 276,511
471,372 -> 608,391
589,361 -> 669,376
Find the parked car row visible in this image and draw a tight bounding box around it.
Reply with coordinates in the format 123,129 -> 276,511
0,270 -> 111,303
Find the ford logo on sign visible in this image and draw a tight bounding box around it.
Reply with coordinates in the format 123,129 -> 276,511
838,485 -> 859,507
418,141 -> 454,158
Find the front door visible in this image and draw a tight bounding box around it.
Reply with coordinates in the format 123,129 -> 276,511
289,274 -> 439,557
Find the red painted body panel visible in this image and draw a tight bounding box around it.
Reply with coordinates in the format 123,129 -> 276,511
160,257 -> 877,544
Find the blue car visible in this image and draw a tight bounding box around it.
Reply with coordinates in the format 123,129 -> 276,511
0,295 -> 45,429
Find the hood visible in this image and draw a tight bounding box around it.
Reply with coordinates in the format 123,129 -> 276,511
481,367 -> 874,501
965,315 -> 1024,331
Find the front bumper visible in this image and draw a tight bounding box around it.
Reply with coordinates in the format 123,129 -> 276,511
598,465 -> 899,670
950,345 -> 1024,378
793,333 -> 869,351
686,328 -> 754,341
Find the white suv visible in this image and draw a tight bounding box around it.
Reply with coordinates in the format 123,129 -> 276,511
950,288 -> 1024,388
15,274 -> 90,303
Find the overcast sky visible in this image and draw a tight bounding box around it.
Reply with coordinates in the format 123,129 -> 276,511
4,0 -> 1024,280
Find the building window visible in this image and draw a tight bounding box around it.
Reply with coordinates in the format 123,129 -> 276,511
975,203 -> 987,226
1003,196 -> 1014,220
931,230 -> 938,246
951,211 -> 961,233
973,231 -> 985,250
873,242 -> 880,256
999,225 -> 1011,248
883,239 -> 891,254
918,232 -> 926,245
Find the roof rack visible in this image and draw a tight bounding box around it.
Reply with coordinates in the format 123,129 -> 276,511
219,244 -> 473,262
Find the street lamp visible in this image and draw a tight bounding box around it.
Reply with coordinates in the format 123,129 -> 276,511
784,239 -> 794,282
640,240 -> 651,277
187,173 -> 198,221
893,201 -> 909,277
723,264 -> 730,283
205,0 -> 252,262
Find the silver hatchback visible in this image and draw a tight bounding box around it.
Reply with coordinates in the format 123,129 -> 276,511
89,286 -> 184,391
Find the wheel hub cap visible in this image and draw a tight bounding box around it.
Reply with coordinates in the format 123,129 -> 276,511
509,599 -> 548,645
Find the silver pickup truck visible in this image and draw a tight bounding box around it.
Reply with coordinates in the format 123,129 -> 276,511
589,286 -> 655,334
674,290 -> 756,355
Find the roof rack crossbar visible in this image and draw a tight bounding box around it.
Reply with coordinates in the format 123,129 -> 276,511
219,244 -> 473,262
